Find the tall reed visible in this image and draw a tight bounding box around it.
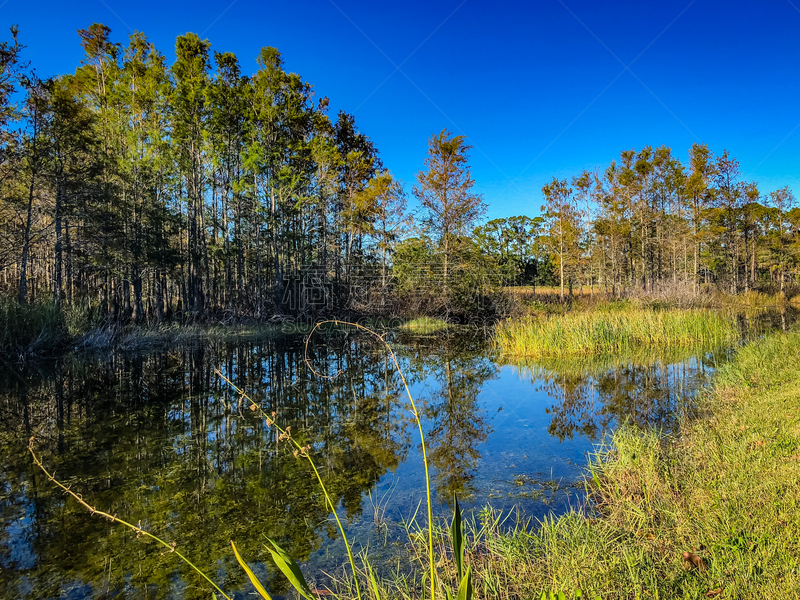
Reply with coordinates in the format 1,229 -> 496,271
0,295 -> 62,353
495,307 -> 739,358
303,320 -> 438,600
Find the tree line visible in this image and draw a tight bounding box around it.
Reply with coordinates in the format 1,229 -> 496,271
2,23 -> 799,332
0,23 -> 410,324
475,146 -> 800,299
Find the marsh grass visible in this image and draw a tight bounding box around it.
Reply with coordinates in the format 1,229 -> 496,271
0,295 -> 62,354
398,316 -> 451,333
71,322 -> 287,351
495,308 -> 739,358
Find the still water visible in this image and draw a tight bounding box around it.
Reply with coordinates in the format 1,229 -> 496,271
0,314 -> 787,599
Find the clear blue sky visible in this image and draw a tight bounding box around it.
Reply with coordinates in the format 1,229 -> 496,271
3,0 -> 799,220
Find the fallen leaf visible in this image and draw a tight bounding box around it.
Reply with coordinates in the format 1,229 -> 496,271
705,588 -> 722,598
682,551 -> 707,571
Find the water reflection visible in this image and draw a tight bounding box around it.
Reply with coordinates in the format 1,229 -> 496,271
0,336 -> 411,599
520,352 -> 717,441
403,334 -> 497,503
2,311 -> 789,599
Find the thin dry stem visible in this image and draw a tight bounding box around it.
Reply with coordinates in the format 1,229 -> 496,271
27,437 -> 232,600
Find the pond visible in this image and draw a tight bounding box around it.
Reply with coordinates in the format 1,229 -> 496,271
0,310 -> 794,599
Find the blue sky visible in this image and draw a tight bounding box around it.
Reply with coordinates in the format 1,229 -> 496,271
3,0 -> 799,220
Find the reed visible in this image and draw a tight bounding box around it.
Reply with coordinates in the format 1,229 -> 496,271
0,295 -> 62,354
495,307 -> 739,358
304,320 -> 439,600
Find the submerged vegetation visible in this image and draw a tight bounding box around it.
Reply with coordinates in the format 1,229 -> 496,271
494,307 -> 739,358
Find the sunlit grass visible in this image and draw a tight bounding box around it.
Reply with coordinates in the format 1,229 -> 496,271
398,316 -> 450,333
495,307 -> 739,358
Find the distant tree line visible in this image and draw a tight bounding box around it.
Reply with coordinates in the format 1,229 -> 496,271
475,146 -> 800,299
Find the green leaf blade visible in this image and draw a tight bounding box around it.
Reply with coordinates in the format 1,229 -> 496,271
450,494 -> 464,582
230,540 -> 273,600
456,565 -> 473,600
266,538 -> 314,600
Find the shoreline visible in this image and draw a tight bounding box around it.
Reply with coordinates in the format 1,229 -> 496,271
371,328 -> 800,598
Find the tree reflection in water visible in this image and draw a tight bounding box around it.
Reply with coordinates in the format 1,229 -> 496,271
0,322 -> 759,599
400,331 -> 498,504
510,346 -> 719,442
0,334 -> 409,599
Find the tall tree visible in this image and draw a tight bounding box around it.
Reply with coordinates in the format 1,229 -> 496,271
413,129 -> 485,290
541,177 -> 581,299
769,186 -> 797,292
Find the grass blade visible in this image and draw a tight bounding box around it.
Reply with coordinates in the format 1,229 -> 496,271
455,565 -> 472,600
266,538 -> 314,600
451,494 -> 464,582
230,540 -> 273,600
366,560 -> 382,600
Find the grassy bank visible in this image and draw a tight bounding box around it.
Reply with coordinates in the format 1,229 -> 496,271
359,328 -> 800,599
495,307 -> 739,358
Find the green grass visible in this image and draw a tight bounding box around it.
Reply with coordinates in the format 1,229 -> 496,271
495,307 -> 739,358
398,316 -> 451,333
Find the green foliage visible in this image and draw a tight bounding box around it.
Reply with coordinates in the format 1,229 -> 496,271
231,540 -> 273,599
0,295 -> 62,353
392,235 -> 505,319
450,495 -> 464,582
265,538 -> 314,600
473,216 -> 545,285
399,316 -> 450,333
